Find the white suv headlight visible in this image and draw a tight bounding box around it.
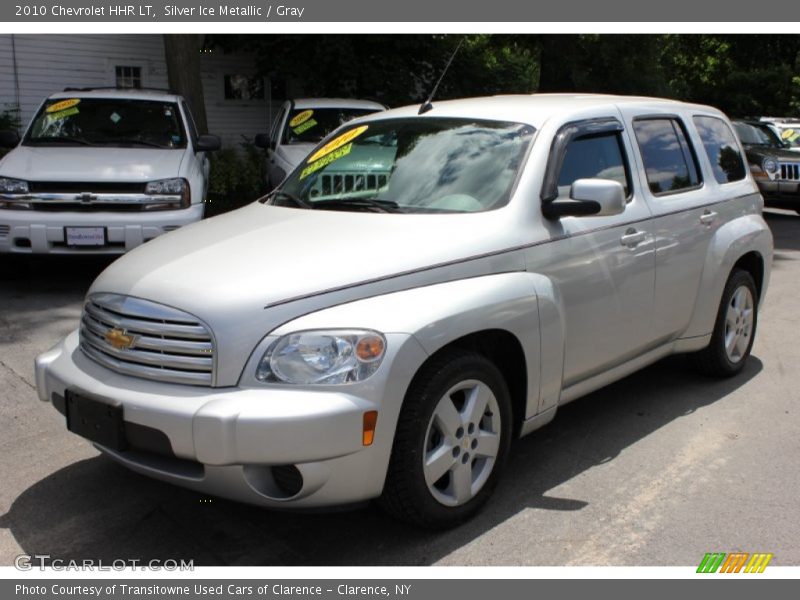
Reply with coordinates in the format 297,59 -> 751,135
256,329 -> 386,385
145,177 -> 186,195
0,177 -> 29,194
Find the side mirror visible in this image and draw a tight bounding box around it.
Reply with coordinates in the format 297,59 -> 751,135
254,133 -> 270,149
543,178 -> 626,219
0,130 -> 20,148
195,134 -> 221,152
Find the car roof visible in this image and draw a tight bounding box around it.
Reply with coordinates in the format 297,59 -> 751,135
290,98 -> 386,111
355,93 -> 723,129
47,88 -> 183,103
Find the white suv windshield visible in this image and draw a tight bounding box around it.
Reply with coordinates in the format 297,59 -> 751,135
283,107 -> 379,145
24,98 -> 187,149
270,117 -> 535,214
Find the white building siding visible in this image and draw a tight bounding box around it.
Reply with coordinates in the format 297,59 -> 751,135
199,51 -> 272,148
0,34 -> 271,149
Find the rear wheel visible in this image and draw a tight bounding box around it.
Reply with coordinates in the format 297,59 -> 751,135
692,269 -> 758,377
380,351 -> 512,528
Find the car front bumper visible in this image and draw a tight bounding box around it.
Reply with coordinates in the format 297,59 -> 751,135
757,180 -> 800,207
35,330 -> 421,507
0,204 -> 204,254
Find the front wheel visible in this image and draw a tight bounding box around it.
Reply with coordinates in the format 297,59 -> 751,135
380,351 -> 512,529
691,269 -> 758,377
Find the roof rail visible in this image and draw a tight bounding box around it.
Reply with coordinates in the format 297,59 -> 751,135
61,86 -> 177,94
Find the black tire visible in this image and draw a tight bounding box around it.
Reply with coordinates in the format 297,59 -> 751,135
691,269 -> 758,377
379,350 -> 513,529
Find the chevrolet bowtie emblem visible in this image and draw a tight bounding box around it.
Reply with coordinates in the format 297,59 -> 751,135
105,328 -> 136,350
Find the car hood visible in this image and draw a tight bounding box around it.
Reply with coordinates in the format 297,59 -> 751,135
0,145 -> 186,181
743,145 -> 800,163
89,202 -> 524,385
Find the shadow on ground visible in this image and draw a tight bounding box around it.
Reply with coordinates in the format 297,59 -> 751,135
764,209 -> 800,254
0,356 -> 762,566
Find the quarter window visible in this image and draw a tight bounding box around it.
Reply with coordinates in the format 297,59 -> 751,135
633,118 -> 701,195
556,132 -> 630,197
693,116 -> 747,184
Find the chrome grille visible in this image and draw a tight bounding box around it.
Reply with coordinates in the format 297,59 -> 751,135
79,293 -> 215,386
779,162 -> 800,181
0,224 -> 9,238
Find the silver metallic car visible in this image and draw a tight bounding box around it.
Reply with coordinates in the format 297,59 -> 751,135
35,94 -> 773,528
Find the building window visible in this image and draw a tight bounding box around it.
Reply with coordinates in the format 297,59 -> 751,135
224,75 -> 265,100
115,66 -> 142,89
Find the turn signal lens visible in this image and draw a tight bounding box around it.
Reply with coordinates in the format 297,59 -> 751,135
356,335 -> 385,362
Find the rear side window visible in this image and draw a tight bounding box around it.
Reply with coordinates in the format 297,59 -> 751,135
633,118 -> 702,195
557,132 -> 630,197
693,116 -> 746,184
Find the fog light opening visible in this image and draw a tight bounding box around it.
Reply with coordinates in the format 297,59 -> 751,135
271,464 -> 304,498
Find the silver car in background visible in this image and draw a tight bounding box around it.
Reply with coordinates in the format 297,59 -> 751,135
255,98 -> 386,189
36,94 -> 772,528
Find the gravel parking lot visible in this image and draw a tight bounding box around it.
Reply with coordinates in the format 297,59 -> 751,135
1,209 -> 798,567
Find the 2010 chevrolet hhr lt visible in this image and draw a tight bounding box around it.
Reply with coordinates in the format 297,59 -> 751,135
35,94 -> 773,528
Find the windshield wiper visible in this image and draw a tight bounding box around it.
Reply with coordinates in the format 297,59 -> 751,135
312,197 -> 403,213
270,189 -> 314,209
27,136 -> 94,146
97,138 -> 169,149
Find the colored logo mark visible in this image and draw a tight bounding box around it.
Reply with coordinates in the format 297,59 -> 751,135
696,552 -> 773,573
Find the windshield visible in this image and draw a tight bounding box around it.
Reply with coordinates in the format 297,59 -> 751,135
269,117 -> 535,214
282,107 -> 381,145
24,98 -> 187,148
775,126 -> 800,149
733,122 -> 783,149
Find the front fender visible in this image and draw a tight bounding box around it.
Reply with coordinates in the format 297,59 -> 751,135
272,272 -> 544,420
683,213 -> 773,339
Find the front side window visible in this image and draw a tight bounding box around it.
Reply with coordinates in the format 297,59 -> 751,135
24,98 -> 186,149
633,118 -> 702,195
693,116 -> 746,184
282,108 -> 380,145
557,132 -> 630,197
270,117 -> 535,214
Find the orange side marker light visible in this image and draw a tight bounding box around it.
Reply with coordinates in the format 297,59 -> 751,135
363,411 -> 379,446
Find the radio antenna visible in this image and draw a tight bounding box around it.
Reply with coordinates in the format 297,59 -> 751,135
418,37 -> 465,115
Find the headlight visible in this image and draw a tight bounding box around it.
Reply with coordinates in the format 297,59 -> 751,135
763,158 -> 778,174
0,177 -> 29,194
144,178 -> 190,209
145,178 -> 186,195
256,329 -> 386,385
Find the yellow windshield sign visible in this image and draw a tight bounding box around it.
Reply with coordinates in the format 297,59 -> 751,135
46,98 -> 81,113
289,110 -> 314,128
308,125 -> 369,163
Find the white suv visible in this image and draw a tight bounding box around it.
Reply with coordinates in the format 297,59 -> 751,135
0,88 -> 220,254
255,98 -> 385,189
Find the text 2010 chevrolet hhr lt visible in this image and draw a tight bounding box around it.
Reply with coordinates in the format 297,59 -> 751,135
36,95 -> 772,528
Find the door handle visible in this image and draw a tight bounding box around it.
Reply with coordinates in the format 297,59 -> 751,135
620,228 -> 646,247
700,210 -> 718,225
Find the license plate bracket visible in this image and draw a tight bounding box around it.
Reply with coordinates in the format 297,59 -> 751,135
65,391 -> 127,450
